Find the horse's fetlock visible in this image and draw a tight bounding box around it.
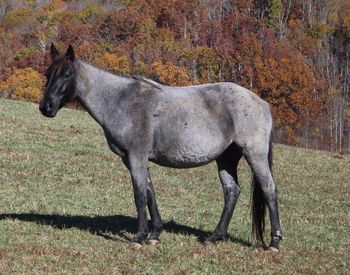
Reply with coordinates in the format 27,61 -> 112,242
154,222 -> 163,231
134,231 -> 148,243
274,230 -> 283,240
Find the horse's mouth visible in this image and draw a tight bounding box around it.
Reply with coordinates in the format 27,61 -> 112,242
41,111 -> 57,118
39,106 -> 57,118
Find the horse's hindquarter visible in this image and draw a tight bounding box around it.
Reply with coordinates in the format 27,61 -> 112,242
222,83 -> 273,148
149,83 -> 269,167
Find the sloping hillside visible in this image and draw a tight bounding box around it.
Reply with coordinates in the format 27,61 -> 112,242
0,98 -> 349,273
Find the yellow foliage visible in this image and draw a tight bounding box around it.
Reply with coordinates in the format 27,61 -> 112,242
75,5 -> 102,23
151,61 -> 192,86
94,53 -> 130,75
2,8 -> 33,28
308,23 -> 332,40
192,47 -> 221,83
0,27 -> 12,43
139,18 -> 157,34
134,61 -> 149,76
343,15 -> 350,31
0,68 -> 45,103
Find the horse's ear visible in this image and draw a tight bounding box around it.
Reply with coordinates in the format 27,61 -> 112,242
50,43 -> 60,60
65,44 -> 75,62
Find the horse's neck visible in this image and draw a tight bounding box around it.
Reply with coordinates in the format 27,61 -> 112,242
74,60 -> 133,126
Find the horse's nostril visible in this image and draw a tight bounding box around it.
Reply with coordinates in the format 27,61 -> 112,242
46,102 -> 53,112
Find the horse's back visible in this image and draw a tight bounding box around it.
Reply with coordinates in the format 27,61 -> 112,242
160,82 -> 272,140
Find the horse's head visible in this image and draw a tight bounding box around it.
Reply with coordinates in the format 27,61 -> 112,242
39,44 -> 76,117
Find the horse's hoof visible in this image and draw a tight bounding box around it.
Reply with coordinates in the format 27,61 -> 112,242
266,246 -> 279,253
147,239 -> 160,246
130,242 -> 142,249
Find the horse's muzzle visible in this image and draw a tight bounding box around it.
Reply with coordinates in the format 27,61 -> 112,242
39,100 -> 57,118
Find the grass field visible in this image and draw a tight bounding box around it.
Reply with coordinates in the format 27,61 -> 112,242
0,98 -> 349,273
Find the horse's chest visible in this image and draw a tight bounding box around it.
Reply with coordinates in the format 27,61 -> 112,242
107,140 -> 126,157
103,129 -> 127,158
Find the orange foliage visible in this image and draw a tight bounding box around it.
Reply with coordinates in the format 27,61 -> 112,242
0,68 -> 45,102
255,51 -> 323,133
41,0 -> 66,12
75,43 -> 105,63
94,53 -> 131,75
151,61 -> 192,86
286,19 -> 320,55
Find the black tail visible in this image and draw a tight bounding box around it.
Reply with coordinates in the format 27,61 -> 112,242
251,136 -> 273,247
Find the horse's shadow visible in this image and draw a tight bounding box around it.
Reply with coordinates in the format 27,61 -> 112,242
0,213 -> 251,247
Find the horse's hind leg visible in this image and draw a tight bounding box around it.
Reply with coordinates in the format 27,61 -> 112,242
205,146 -> 242,243
244,144 -> 282,251
146,168 -> 163,244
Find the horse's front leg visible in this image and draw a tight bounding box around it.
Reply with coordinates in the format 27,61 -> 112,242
146,168 -> 163,244
128,154 -> 149,247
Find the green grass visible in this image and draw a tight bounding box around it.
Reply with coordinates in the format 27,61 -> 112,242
0,98 -> 349,273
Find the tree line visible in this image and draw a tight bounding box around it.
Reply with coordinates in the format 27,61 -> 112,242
0,0 -> 349,153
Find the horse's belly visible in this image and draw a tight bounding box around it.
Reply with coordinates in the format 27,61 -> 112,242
150,133 -> 230,168
151,147 -> 219,168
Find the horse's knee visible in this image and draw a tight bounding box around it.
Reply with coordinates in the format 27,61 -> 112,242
223,184 -> 240,198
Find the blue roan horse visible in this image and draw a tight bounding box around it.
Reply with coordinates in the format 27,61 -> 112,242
39,44 -> 282,252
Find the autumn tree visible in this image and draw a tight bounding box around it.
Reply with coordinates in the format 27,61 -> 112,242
95,53 -> 130,75
0,67 -> 45,102
151,60 -> 192,86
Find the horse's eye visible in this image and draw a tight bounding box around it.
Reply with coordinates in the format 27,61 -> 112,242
64,73 -> 70,79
